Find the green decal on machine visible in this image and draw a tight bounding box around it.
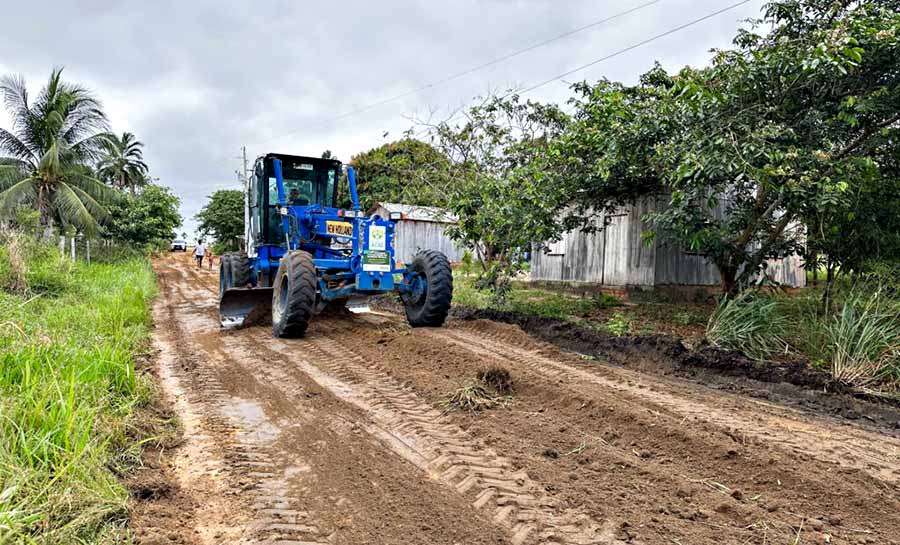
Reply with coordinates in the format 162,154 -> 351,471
363,250 -> 390,272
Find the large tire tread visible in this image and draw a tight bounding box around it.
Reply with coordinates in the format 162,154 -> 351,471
405,249 -> 453,327
218,254 -> 234,298
272,251 -> 317,338
230,251 -> 251,287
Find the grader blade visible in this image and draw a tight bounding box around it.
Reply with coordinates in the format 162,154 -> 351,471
219,287 -> 273,328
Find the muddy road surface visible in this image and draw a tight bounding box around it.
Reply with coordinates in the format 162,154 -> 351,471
144,253 -> 900,545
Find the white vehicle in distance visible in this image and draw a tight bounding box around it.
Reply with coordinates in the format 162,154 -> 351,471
170,239 -> 188,252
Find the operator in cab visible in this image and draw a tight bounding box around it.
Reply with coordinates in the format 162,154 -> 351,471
288,188 -> 308,206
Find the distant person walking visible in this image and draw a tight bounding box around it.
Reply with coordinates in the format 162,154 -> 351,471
194,240 -> 207,269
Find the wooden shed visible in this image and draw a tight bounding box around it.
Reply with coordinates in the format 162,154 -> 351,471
369,203 -> 464,264
531,198 -> 806,289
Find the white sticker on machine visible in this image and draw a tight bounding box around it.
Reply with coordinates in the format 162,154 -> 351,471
368,225 -> 386,251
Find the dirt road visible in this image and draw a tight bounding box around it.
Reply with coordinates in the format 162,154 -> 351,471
140,252 -> 900,545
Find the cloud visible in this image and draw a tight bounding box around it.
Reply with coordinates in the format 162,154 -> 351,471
0,0 -> 765,234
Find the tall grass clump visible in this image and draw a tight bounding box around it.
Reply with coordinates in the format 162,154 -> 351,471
0,234 -> 156,544
706,291 -> 788,360
822,290 -> 900,390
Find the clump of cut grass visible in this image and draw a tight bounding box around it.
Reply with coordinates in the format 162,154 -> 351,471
440,381 -> 506,412
477,365 -> 514,394
440,367 -> 514,412
706,291 -> 788,360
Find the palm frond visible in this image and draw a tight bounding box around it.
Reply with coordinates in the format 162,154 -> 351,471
67,184 -> 111,223
65,169 -> 123,205
62,107 -> 109,143
51,181 -> 101,235
0,73 -> 29,130
0,177 -> 37,217
0,159 -> 27,189
0,128 -> 35,161
68,133 -> 109,163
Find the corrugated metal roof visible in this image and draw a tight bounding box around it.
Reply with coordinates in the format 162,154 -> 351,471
370,202 -> 458,223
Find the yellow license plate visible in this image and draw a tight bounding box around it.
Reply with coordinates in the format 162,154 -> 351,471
326,221 -> 353,236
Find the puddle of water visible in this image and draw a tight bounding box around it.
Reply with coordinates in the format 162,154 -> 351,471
221,398 -> 282,443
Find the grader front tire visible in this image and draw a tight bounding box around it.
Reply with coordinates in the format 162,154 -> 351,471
272,251 -> 317,338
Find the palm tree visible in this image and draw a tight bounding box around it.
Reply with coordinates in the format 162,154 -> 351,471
0,68 -> 119,236
98,131 -> 148,195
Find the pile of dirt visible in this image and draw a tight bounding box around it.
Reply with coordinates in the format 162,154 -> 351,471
454,307 -> 900,427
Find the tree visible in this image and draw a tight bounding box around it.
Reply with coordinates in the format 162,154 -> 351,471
98,132 -> 149,195
553,0 -> 900,294
348,138 -> 450,210
320,150 -> 336,161
0,68 -> 120,236
105,184 -> 181,247
195,189 -> 243,252
418,94 -> 570,293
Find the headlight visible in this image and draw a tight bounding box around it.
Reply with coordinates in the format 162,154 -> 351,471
389,211 -> 403,221
342,210 -> 360,218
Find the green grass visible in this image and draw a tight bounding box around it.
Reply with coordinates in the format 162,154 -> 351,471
452,272 -> 621,319
706,291 -> 789,360
0,240 -> 157,544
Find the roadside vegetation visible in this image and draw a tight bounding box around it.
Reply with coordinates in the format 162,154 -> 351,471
0,68 -> 181,543
456,264 -> 900,397
453,270 -> 709,341
707,281 -> 900,397
194,189 -> 244,254
0,230 -> 158,543
350,0 -> 900,397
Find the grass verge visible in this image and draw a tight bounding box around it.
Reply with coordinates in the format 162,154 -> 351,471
0,238 -> 157,544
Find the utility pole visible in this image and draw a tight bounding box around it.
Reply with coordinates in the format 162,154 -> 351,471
242,146 -> 250,186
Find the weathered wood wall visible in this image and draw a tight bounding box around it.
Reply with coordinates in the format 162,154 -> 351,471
393,220 -> 464,263
531,197 -> 806,288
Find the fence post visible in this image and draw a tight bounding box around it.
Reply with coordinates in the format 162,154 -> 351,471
86,240 -> 91,264
70,237 -> 75,261
59,235 -> 65,254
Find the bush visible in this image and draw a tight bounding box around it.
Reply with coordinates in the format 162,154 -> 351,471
823,290 -> 900,390
706,291 -> 788,360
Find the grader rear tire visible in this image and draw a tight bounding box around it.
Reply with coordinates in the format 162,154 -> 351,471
230,252 -> 251,288
219,252 -> 251,296
218,254 -> 234,298
402,250 -> 453,327
272,251 -> 317,338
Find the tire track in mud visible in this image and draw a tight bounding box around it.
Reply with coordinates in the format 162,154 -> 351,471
425,324 -> 900,485
153,254 -> 900,544
155,260 -> 331,545
155,255 -> 512,545
260,330 -> 625,545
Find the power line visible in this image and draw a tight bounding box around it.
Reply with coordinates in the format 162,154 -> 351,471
250,0 -> 663,147
194,0 -> 751,200
415,0 -> 752,131
520,0 -> 751,95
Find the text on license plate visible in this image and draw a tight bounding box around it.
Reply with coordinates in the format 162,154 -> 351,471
326,221 -> 353,236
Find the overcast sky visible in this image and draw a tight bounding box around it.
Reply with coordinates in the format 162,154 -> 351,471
0,0 -> 765,236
